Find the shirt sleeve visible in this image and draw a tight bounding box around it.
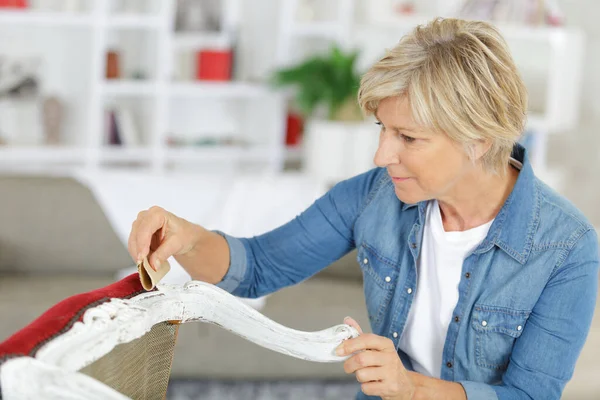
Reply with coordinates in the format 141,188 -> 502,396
215,168 -> 387,298
461,228 -> 599,400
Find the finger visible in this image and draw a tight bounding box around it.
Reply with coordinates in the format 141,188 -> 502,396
149,235 -> 182,272
361,381 -> 383,397
337,334 -> 394,356
128,217 -> 142,262
343,351 -> 384,374
343,316 -> 363,334
135,208 -> 167,261
355,366 -> 385,384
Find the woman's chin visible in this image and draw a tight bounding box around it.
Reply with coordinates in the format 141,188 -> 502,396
394,186 -> 425,205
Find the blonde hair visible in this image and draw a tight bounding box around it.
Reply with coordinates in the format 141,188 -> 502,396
358,18 -> 528,174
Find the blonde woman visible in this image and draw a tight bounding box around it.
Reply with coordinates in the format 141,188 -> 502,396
129,19 -> 598,400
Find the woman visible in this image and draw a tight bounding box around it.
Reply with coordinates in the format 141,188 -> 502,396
128,18 -> 598,400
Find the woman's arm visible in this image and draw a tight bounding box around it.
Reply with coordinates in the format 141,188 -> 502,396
216,168 -> 388,298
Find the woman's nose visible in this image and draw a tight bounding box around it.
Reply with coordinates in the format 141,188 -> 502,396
374,135 -> 400,167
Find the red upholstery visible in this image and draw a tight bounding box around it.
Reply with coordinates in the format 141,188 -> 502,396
0,273 -> 146,363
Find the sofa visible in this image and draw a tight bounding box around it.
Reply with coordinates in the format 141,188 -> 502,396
0,174 -> 598,398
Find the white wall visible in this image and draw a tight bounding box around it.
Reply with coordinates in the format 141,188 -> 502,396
549,0 -> 600,226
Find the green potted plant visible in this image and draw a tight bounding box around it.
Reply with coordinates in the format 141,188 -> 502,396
272,46 -> 363,122
272,46 -> 378,183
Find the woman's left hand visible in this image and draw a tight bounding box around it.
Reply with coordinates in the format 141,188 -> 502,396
337,317 -> 416,400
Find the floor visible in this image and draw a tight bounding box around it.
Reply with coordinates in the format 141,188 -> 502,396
166,380 -> 361,400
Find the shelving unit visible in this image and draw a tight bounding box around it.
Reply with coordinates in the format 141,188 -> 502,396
276,0 -> 585,190
0,0 -> 286,174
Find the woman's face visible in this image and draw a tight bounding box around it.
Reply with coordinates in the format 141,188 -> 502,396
374,96 -> 478,205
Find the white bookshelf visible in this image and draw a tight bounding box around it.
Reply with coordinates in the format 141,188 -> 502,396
169,82 -> 276,99
0,0 -> 286,174
0,10 -> 93,26
276,0 -> 585,191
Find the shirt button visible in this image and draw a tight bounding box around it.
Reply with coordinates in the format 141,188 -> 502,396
393,332 -> 398,338
446,362 -> 453,368
482,320 -> 488,327
517,325 -> 522,331
411,243 -> 417,249
465,272 -> 471,278
407,288 -> 413,294
363,258 -> 368,265
385,276 -> 391,282
454,316 -> 460,323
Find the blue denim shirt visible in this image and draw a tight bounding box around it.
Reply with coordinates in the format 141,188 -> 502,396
216,145 -> 599,400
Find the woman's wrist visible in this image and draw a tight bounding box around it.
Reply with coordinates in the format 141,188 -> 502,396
406,371 -> 467,400
176,225 -> 230,283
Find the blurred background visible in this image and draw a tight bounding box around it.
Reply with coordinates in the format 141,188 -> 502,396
0,0 -> 598,399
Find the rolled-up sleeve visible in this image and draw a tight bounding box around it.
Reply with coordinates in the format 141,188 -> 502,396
459,381 -> 499,400
214,231 -> 248,293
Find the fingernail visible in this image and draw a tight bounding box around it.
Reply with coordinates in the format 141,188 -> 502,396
335,345 -> 345,356
137,254 -> 143,264
344,316 -> 351,322
153,259 -> 160,271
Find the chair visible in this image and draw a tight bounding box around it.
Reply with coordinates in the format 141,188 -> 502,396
0,274 -> 358,399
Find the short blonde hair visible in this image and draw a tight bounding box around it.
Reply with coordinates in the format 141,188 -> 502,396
358,18 -> 528,174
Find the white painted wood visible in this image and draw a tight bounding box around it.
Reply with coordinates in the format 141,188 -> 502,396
1,357 -> 130,400
1,281 -> 359,399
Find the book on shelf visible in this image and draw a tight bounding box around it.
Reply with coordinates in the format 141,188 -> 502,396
104,108 -> 141,147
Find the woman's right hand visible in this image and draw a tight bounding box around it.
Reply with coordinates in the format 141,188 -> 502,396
128,206 -> 203,272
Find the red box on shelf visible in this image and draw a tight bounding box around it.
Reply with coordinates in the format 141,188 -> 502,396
0,0 -> 27,7
196,49 -> 232,81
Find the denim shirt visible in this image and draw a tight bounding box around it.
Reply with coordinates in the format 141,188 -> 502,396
216,145 -> 599,400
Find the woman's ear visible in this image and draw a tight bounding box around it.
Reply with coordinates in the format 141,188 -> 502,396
472,139 -> 492,161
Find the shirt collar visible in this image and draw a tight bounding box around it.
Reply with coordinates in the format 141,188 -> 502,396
401,144 -> 539,264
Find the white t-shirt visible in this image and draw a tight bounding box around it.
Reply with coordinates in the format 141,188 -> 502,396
398,200 -> 493,378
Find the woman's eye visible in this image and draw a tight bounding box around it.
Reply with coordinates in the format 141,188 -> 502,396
401,134 -> 416,143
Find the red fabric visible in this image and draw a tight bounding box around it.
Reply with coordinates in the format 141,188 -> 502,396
0,273 -> 146,361
196,50 -> 232,81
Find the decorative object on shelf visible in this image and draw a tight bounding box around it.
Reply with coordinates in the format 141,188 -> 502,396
175,0 -> 222,32
105,109 -> 122,146
458,0 -> 565,26
130,70 -> 146,80
166,136 -> 251,148
295,0 -> 317,22
285,112 -> 304,147
272,46 -> 376,184
0,55 -> 40,98
41,96 -> 64,145
174,50 -> 195,81
0,55 -> 43,146
196,49 -> 232,81
105,50 -> 121,80
0,0 -> 27,8
395,1 -> 415,15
